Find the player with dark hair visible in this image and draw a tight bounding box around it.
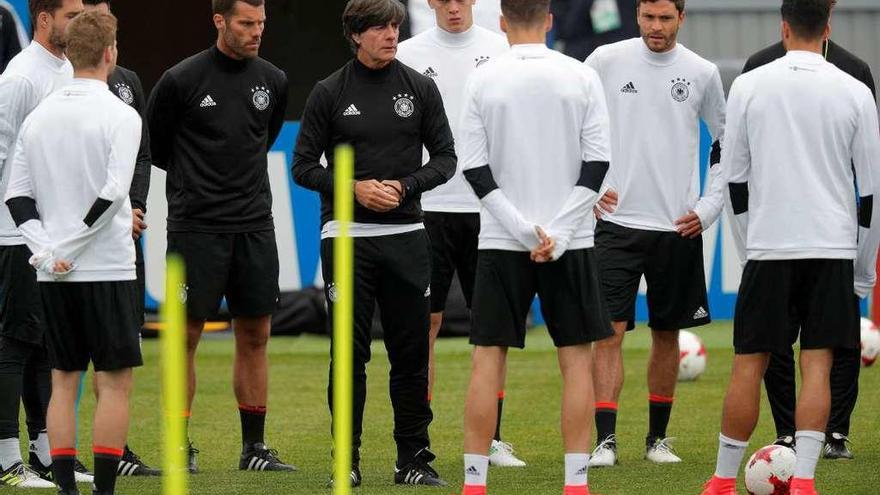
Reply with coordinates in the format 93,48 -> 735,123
395,0 -> 527,468
459,0 -> 612,493
0,0 -> 87,488
147,0 -> 292,474
741,0 -> 876,460
0,1 -> 27,72
294,0 -> 455,486
584,0 -> 726,467
5,11 -> 144,495
702,1 -> 880,493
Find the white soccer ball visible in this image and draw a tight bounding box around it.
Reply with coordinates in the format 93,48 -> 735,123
677,330 -> 706,382
743,444 -> 795,495
861,317 -> 880,367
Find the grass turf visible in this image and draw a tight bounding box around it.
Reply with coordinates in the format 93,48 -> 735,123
12,322 -> 880,494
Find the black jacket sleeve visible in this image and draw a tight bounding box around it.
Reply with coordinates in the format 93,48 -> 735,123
146,71 -> 181,171
268,73 -> 289,149
292,83 -> 335,195
399,79 -> 456,198
0,9 -> 22,72
129,72 -> 152,212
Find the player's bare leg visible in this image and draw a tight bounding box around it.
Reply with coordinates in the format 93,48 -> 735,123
789,349 -> 833,492
462,346 -> 506,494
558,345 -> 593,494
46,370 -> 82,493
428,312 -> 443,400
645,329 -> 681,463
233,315 -> 294,471
589,321 -> 626,466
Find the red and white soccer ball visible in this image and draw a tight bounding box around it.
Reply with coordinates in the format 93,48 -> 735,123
861,317 -> 880,367
744,445 -> 796,495
678,330 -> 707,382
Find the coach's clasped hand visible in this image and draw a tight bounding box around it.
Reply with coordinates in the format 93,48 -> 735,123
354,179 -> 401,212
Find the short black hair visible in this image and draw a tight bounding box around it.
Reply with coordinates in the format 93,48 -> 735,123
500,0 -> 550,27
781,0 -> 832,39
639,0 -> 685,14
342,0 -> 406,53
29,0 -> 63,24
212,0 -> 264,17
82,0 -> 110,6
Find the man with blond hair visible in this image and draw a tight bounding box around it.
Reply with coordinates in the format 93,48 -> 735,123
5,10 -> 141,495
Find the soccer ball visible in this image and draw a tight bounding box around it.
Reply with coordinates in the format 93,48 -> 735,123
678,330 -> 706,381
861,317 -> 880,367
744,445 -> 796,495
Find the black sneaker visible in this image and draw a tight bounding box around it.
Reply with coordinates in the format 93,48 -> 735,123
118,445 -> 161,476
239,443 -> 296,472
823,433 -> 854,460
394,448 -> 447,486
326,466 -> 362,488
186,441 -> 199,474
774,435 -> 795,449
27,452 -> 94,483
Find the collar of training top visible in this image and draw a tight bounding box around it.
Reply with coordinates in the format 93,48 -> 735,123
210,45 -> 252,72
352,57 -> 396,82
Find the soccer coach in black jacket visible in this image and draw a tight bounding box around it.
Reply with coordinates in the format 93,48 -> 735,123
293,0 -> 455,487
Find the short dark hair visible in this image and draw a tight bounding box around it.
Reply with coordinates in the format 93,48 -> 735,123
82,0 -> 110,6
781,0 -> 831,39
500,0 -> 550,27
342,0 -> 406,53
29,0 -> 63,24
212,0 -> 264,17
639,0 -> 686,14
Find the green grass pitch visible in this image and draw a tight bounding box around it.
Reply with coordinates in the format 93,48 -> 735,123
16,322 -> 880,494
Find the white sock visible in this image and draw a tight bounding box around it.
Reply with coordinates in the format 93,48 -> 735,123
714,433 -> 748,479
0,437 -> 22,471
29,431 -> 51,467
793,430 -> 824,479
564,453 -> 589,487
463,454 -> 489,486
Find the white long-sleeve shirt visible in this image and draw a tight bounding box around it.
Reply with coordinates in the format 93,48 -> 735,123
460,44 -> 611,258
0,41 -> 72,246
409,0 -> 502,36
397,25 -> 509,213
4,78 -> 141,282
585,38 -> 726,231
724,50 -> 880,297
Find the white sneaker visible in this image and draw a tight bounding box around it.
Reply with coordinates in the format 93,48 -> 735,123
73,458 -> 94,483
488,440 -> 526,467
645,437 -> 682,464
589,435 -> 618,467
0,462 -> 57,488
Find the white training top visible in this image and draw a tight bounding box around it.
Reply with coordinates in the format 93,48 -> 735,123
0,41 -> 72,246
460,43 -> 611,257
409,0 -> 502,36
397,25 -> 509,213
585,38 -> 727,232
724,50 -> 880,297
5,79 -> 142,282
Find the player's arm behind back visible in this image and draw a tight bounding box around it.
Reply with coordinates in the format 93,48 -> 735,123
852,86 -> 880,298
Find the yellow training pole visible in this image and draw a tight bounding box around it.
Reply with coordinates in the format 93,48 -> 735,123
332,145 -> 355,495
162,255 -> 188,495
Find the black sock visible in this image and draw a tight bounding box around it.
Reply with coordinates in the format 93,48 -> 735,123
648,395 -> 674,444
595,402 -> 618,445
493,392 -> 504,442
93,447 -> 122,494
239,404 -> 267,449
50,450 -> 77,492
